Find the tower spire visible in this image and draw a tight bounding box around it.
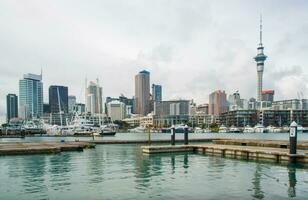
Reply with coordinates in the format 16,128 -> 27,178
259,14 -> 263,46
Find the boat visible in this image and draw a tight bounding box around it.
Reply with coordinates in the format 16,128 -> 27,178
229,126 -> 241,133
254,124 -> 266,133
100,124 -> 118,136
218,124 -> 228,133
129,126 -> 147,133
194,127 -> 204,133
297,125 -> 308,133
243,125 -> 254,133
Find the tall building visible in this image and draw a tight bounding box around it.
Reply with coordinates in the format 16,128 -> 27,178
68,95 -> 76,113
49,86 -> 68,113
261,90 -> 274,102
75,103 -> 86,114
254,16 -> 267,101
135,70 -> 150,116
107,100 -> 126,121
6,94 -> 18,122
86,80 -> 103,114
152,84 -> 162,101
19,73 -> 43,119
209,90 -> 228,116
48,86 -> 68,125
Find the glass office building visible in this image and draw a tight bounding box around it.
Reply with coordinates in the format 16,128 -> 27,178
19,73 -> 43,119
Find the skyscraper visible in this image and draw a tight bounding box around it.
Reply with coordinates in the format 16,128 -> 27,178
135,70 -> 150,116
254,16 -> 267,101
152,84 -> 162,101
86,80 -> 103,114
68,95 -> 77,113
49,86 -> 68,113
6,94 -> 18,122
209,90 -> 228,116
19,73 -> 43,119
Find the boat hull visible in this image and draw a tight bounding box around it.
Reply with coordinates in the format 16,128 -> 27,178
100,131 -> 116,136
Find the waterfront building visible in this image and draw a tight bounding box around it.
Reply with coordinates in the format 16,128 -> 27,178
254,16 -> 267,101
209,90 -> 228,116
196,104 -> 209,114
272,99 -> 308,110
140,114 -> 154,128
262,90 -> 275,102
68,95 -> 76,113
6,94 -> 18,123
189,113 -> 215,128
86,80 -> 103,114
19,73 -> 43,119
248,98 -> 257,110
107,100 -> 126,121
105,95 -> 134,117
123,115 -> 141,127
220,110 -> 258,127
153,99 -> 190,127
228,91 -> 242,111
152,84 -> 162,101
135,70 -> 150,116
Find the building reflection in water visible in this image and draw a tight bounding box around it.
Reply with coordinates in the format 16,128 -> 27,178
48,153 -> 72,191
134,152 -> 162,190
287,166 -> 297,198
251,164 -> 265,199
15,155 -> 48,198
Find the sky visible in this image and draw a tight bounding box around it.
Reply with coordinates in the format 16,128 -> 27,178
0,0 -> 308,123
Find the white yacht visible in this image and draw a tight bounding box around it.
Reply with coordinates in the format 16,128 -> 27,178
229,126 -> 241,133
254,124 -> 265,133
219,124 -> 229,133
129,126 -> 147,133
243,125 -> 254,133
194,127 -> 204,133
100,123 -> 118,136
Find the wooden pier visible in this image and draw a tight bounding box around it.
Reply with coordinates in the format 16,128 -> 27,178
0,142 -> 95,156
141,140 -> 308,164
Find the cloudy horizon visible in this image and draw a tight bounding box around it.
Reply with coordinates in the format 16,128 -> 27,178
1,0 -> 308,122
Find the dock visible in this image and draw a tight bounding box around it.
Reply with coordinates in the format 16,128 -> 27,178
213,139 -> 308,150
0,142 -> 95,156
141,140 -> 308,164
91,138 -> 215,145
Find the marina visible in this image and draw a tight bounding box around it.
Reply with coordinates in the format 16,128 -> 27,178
0,143 -> 307,199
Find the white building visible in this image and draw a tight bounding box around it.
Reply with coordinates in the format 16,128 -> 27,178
107,100 -> 126,121
86,80 -> 103,114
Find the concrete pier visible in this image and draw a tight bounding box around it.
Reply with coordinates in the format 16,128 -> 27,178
91,138 -> 216,145
0,142 -> 95,156
213,139 -> 308,150
141,141 -> 308,165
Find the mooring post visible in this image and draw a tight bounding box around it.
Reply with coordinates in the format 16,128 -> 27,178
184,125 -> 188,145
148,125 -> 151,146
289,121 -> 298,163
171,125 -> 175,146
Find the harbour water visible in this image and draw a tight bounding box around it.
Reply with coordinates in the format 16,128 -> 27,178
1,132 -> 308,142
0,133 -> 307,199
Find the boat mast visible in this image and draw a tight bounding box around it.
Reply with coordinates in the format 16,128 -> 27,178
57,87 -> 63,127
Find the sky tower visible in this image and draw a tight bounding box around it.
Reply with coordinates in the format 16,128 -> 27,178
254,15 -> 267,101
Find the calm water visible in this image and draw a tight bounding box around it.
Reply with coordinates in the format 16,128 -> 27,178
0,144 -> 307,200
1,132 -> 308,143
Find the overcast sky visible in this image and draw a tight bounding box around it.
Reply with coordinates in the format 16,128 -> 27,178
1,0 -> 308,122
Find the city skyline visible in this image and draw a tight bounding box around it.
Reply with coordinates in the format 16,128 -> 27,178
1,1 -> 308,122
